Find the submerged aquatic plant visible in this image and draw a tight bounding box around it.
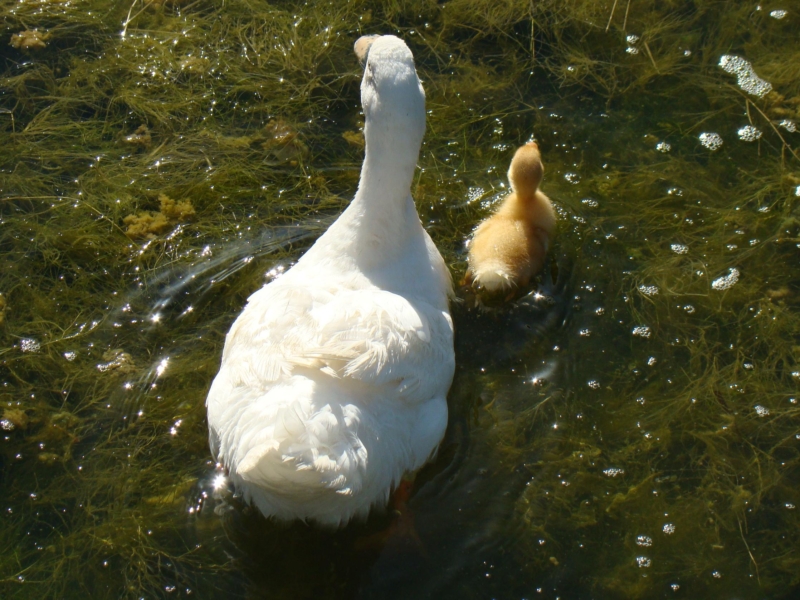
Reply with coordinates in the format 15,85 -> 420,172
1,0 -> 799,598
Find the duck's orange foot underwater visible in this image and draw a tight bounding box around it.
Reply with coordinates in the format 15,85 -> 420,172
353,478 -> 427,556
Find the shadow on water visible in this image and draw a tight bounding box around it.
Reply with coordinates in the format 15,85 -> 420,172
191,255 -> 574,600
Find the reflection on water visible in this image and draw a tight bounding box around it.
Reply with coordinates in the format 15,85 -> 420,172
2,0 -> 800,598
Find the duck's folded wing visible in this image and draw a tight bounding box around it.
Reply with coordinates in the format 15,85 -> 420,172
284,289 -> 455,403
218,285 -> 335,387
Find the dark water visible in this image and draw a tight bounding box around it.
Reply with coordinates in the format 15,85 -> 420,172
2,1 -> 799,598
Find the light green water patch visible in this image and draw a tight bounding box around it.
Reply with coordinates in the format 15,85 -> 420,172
2,0 -> 799,598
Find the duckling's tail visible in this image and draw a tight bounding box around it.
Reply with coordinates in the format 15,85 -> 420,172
470,260 -> 515,293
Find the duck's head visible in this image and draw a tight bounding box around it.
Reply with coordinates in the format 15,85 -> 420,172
508,141 -> 544,198
355,35 -> 425,164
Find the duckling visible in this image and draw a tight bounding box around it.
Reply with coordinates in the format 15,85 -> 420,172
465,141 -> 556,295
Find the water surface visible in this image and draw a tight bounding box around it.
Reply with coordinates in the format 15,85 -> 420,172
2,1 -> 799,598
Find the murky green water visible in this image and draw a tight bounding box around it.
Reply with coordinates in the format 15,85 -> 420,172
2,0 -> 800,598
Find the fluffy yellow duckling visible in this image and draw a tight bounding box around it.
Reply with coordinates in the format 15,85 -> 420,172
466,141 -> 556,294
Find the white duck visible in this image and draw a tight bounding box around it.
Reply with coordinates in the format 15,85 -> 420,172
206,35 -> 454,527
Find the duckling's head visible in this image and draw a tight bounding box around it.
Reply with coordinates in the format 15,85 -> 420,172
508,142 -> 544,199
355,35 -> 425,163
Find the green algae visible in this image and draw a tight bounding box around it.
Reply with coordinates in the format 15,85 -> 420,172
1,0 -> 799,598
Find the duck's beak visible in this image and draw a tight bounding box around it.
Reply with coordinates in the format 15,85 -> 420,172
354,35 -> 379,67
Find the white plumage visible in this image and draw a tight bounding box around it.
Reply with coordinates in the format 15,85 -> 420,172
206,35 -> 454,526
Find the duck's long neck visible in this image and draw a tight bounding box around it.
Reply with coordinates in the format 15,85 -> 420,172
351,119 -> 420,215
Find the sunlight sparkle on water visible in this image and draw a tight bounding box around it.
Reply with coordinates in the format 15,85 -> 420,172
156,358 -> 170,377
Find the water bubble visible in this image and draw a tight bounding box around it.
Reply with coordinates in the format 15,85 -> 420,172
632,326 -> 651,338
743,362 -> 754,370
0,419 -> 14,431
581,198 -> 599,207
712,570 -> 722,579
779,119 -> 797,133
636,556 -> 652,568
795,185 -> 800,197
603,467 -> 625,477
626,34 -> 640,44
737,125 -> 762,142
579,328 -> 591,337
63,351 -> 77,361
20,339 -> 40,353
671,584 -> 680,591
670,243 -> 689,254
711,268 -> 739,290
663,523 -> 676,534
636,535 -> 653,547
588,380 -> 601,389
699,132 -> 724,150
626,47 -> 640,54
683,304 -> 695,313
647,356 -> 657,366
656,141 -> 671,152
169,419 -> 183,436
754,404 -> 770,417
786,503 -> 796,510
719,55 -> 772,97
467,186 -> 485,203
638,284 -> 659,296
769,9 -> 787,19
564,172 -> 580,184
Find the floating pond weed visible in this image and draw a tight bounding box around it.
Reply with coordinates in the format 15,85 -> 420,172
1,0 -> 799,598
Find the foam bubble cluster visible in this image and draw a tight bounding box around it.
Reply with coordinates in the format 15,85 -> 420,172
638,284 -> 659,296
719,55 -> 772,97
737,125 -> 762,141
699,132 -> 723,150
711,268 -> 740,290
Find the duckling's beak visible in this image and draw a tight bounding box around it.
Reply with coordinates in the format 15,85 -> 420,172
354,35 -> 379,67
